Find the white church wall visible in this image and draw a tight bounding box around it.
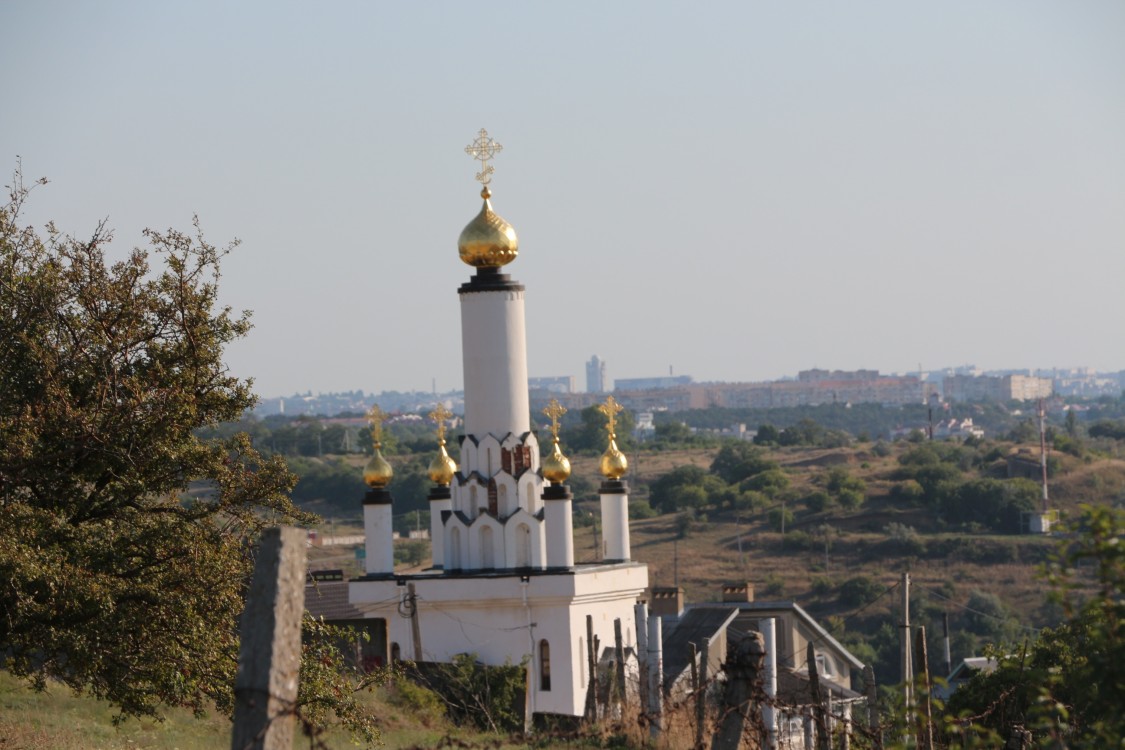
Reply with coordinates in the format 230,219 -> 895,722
349,563 -> 648,718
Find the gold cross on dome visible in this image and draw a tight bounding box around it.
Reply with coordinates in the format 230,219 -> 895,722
464,128 -> 503,185
367,404 -> 387,447
428,404 -> 453,443
596,396 -> 624,436
542,398 -> 567,441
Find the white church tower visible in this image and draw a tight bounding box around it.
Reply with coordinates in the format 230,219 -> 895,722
350,130 -> 648,719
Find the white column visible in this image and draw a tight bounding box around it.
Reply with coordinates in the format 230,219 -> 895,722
599,480 -> 630,562
459,287 -> 530,439
542,486 -> 574,568
763,617 -> 778,749
363,495 -> 394,576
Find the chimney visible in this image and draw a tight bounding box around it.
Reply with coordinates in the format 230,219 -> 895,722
649,586 -> 684,618
722,582 -> 755,603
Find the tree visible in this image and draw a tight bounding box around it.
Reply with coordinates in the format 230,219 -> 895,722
753,423 -> 780,445
0,169 -> 379,740
943,506 -> 1125,746
710,441 -> 777,484
564,404 -> 636,453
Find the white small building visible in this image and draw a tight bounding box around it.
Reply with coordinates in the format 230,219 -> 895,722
349,141 -> 647,720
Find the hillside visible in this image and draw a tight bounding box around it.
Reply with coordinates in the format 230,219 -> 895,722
299,433 -> 1125,684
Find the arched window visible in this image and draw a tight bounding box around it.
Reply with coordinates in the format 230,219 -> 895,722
515,523 -> 531,568
480,526 -> 495,569
450,527 -> 462,570
390,642 -> 401,662
497,483 -> 508,516
539,640 -> 552,691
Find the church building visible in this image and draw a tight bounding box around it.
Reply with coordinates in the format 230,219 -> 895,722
348,130 -> 649,719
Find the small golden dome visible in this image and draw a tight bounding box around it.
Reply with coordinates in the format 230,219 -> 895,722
458,187 -> 519,268
428,440 -> 458,486
542,439 -> 572,484
599,434 -> 629,480
363,444 -> 394,488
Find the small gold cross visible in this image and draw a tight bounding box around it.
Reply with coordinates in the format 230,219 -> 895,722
596,396 -> 624,436
542,398 -> 567,441
428,404 -> 453,443
367,404 -> 387,447
465,128 -> 503,185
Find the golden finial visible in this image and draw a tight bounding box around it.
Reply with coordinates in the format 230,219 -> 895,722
427,404 -> 457,486
363,404 -> 394,488
459,128 -> 519,267
465,128 -> 503,186
541,398 -> 571,484
597,396 -> 629,480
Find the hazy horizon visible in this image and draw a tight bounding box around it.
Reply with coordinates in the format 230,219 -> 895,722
4,1 -> 1123,398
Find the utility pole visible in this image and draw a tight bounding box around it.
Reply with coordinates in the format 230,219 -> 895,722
407,582 -> 423,661
942,612 -> 952,678
901,571 -> 913,745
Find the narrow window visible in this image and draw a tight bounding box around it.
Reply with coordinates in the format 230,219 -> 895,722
450,527 -> 462,570
540,640 -> 552,691
480,526 -> 495,569
515,523 -> 531,568
390,642 -> 401,662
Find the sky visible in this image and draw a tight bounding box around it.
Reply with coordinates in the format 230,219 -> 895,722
3,2 -> 1123,398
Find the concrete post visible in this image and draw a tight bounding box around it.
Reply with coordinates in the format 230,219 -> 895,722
231,527 -> 306,750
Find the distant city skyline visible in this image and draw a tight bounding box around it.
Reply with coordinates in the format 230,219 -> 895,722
3,2 -> 1123,396
259,361 -> 1122,401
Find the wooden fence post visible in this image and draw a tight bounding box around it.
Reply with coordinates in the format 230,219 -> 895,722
231,526 -> 307,750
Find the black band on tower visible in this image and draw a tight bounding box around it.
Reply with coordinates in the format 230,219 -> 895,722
541,484 -> 573,502
599,479 -> 629,495
428,485 -> 452,502
363,487 -> 394,506
459,267 -> 525,294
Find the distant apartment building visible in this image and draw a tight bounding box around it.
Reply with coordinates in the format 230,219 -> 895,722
943,374 -> 1053,403
528,375 -> 575,394
614,375 -> 693,391
611,370 -> 933,412
586,355 -> 606,393
687,372 -> 932,409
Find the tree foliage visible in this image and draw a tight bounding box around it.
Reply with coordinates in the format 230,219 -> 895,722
0,169 -> 379,740
943,506 -> 1125,747
710,441 -> 778,484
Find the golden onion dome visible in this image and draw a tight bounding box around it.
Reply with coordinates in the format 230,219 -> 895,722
599,434 -> 629,480
363,444 -> 394,488
542,439 -> 572,484
458,186 -> 518,268
428,440 -> 458,486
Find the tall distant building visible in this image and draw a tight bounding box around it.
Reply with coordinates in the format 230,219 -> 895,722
349,132 -> 645,720
586,355 -> 606,393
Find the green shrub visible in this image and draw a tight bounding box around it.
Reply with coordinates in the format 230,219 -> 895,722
629,499 -> 658,519
387,677 -> 444,723
804,491 -> 833,514
839,575 -> 883,608
767,506 -> 794,532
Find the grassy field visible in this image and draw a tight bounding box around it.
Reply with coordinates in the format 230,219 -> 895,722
0,669 -> 540,750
